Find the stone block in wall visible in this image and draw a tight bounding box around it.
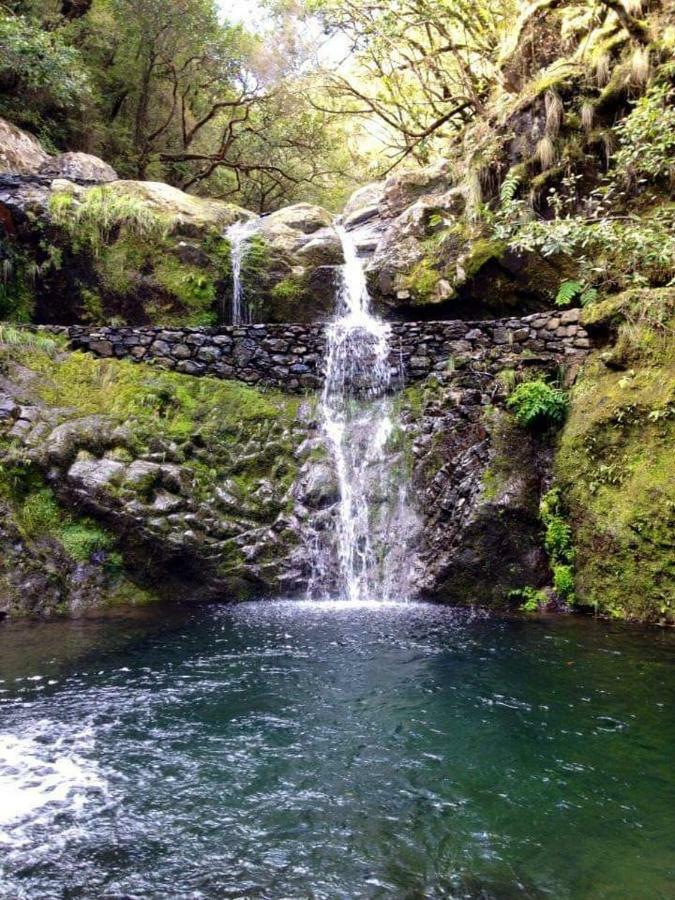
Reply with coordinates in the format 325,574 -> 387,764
89,340 -> 114,357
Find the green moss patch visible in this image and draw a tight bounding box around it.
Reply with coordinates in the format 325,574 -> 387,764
556,318 -> 675,622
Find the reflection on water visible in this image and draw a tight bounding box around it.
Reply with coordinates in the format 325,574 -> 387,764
0,601 -> 673,899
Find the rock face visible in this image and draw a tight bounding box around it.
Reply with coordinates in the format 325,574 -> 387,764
404,374 -> 553,603
340,167 -> 576,320
0,116 -> 118,182
0,315 -> 590,618
0,348 -> 314,616
40,152 -> 118,183
237,203 -> 343,324
0,117 -> 51,175
0,119 -> 342,327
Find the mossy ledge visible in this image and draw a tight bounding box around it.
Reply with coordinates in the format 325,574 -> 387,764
0,333 -> 306,616
555,289 -> 675,624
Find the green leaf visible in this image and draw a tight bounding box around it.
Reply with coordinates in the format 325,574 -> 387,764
555,280 -> 582,307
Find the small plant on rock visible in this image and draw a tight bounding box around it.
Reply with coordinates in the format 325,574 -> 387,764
508,586 -> 548,612
506,380 -> 568,429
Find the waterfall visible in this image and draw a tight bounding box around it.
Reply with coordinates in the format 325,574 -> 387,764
226,218 -> 259,325
309,226 -> 417,602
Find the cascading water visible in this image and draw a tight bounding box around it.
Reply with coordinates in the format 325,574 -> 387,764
309,226 -> 417,602
226,218 -> 259,324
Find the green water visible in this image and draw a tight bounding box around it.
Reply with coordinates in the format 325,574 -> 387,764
0,601 -> 673,899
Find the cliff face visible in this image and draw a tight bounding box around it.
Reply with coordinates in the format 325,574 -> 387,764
0,2 -> 673,621
0,336 -> 309,616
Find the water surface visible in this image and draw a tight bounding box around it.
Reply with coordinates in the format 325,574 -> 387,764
0,601 -> 673,899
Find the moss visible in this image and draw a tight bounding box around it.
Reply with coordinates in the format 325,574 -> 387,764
405,258 -> 443,304
596,62 -> 630,112
525,60 -> 582,103
80,288 -> 104,323
152,256 -> 217,326
556,309 -> 675,622
0,244 -> 36,322
481,467 -> 505,502
0,462 -> 117,563
271,275 -> 304,305
462,239 -> 507,280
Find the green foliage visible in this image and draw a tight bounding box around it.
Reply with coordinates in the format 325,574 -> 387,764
555,304 -> 675,622
539,487 -> 576,602
0,325 -> 58,356
49,187 -> 169,258
0,12 -> 92,146
20,488 -> 62,535
506,380 -> 568,429
0,464 -> 117,563
59,522 -> 112,561
555,280 -> 598,308
499,168 -> 521,206
508,586 -> 548,612
555,279 -> 582,306
0,245 -> 36,322
553,564 -> 575,600
152,256 -> 217,326
405,259 -> 442,302
613,82 -> 675,185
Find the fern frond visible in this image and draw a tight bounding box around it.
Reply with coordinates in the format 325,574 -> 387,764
555,280 -> 582,306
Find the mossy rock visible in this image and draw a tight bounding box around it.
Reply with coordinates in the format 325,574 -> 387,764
556,301 -> 675,622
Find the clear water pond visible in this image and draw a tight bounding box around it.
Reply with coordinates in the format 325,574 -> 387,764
0,601 -> 673,899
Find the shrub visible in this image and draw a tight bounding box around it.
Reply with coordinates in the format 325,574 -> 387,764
0,13 -> 93,146
613,81 -> 675,185
553,564 -> 575,600
59,522 -> 112,561
509,586 -> 548,612
506,380 -> 568,429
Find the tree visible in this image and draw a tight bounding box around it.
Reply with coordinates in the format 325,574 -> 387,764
303,0 -> 514,167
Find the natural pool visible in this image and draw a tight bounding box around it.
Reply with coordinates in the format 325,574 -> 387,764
0,601 -> 673,899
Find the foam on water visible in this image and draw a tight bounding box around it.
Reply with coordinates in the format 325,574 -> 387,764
0,721 -> 106,835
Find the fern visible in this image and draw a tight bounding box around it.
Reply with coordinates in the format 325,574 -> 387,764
580,287 -> 598,306
556,279 -> 599,307
500,169 -> 521,206
555,279 -> 582,306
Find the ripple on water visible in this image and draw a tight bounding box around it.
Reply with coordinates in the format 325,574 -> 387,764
0,602 -> 673,900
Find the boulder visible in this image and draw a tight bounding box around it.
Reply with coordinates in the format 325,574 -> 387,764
262,202 -> 333,234
40,152 -> 118,182
342,181 -> 385,229
105,180 -> 251,235
0,117 -> 50,174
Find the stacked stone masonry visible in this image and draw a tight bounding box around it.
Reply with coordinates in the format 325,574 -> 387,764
43,309 -> 592,392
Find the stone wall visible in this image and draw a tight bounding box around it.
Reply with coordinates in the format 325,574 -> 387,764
43,309 -> 592,391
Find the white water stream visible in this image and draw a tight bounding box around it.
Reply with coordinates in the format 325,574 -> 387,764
310,226 -> 417,602
226,218 -> 259,324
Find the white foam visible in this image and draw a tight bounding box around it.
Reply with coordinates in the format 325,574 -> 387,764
0,722 -> 106,833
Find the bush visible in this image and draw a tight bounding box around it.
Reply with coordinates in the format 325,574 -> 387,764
553,564 -> 575,600
59,522 -> 113,561
506,380 -> 568,429
0,13 -> 93,147
508,586 -> 548,612
613,82 -> 675,185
